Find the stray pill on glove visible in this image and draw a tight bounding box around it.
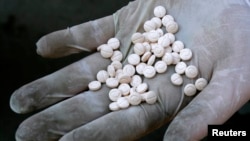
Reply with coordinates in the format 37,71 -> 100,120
171,73 -> 183,85
184,83 -> 197,96
88,81 -> 101,91
195,78 -> 208,91
185,65 -> 198,79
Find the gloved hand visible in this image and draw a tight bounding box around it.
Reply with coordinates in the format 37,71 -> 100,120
10,0 -> 250,140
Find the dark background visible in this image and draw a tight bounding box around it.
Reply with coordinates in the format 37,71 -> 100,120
1,0 -> 250,141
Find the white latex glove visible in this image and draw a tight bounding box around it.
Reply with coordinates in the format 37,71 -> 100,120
10,0 -> 250,140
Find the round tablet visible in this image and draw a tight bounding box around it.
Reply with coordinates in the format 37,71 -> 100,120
154,61 -> 167,73
184,84 -> 197,96
158,36 -> 171,48
106,78 -> 119,88
111,61 -> 123,70
136,63 -> 147,75
123,64 -> 136,77
128,53 -> 140,65
109,102 -> 120,111
165,21 -> 178,34
100,44 -> 113,58
171,73 -> 183,86
131,32 -> 145,44
151,17 -> 162,28
117,97 -> 130,109
175,62 -> 187,74
185,65 -> 198,79
162,15 -> 174,26
134,43 -> 146,56
162,52 -> 173,65
109,89 -> 122,102
141,51 -> 152,62
118,74 -> 132,84
96,70 -> 109,83
147,30 -> 160,42
88,81 -> 101,91
107,65 -> 116,77
130,75 -> 142,87
172,41 -> 184,53
118,83 -> 131,96
195,78 -> 208,91
128,93 -> 142,105
164,33 -> 175,43
154,6 -> 166,18
143,42 -> 151,52
111,50 -> 123,62
180,48 -> 192,61
144,20 -> 156,32
136,83 -> 148,94
107,38 -> 120,50
147,55 -> 156,66
143,66 -> 156,78
142,91 -> 158,104
153,45 -> 165,58
171,52 -> 181,64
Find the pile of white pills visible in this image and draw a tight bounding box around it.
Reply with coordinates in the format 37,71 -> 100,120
88,6 -> 208,111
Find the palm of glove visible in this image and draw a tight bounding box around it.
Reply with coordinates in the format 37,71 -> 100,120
10,0 -> 250,141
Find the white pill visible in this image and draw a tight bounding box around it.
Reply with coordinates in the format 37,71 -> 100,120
162,52 -> 173,65
106,78 -> 119,88
154,6 -> 166,18
142,91 -> 157,104
99,44 -> 114,58
111,50 -> 123,62
171,73 -> 183,85
136,63 -> 147,75
164,46 -> 172,53
143,66 -> 156,78
156,28 -> 164,37
118,73 -> 132,84
115,69 -> 123,79
165,21 -> 178,34
107,38 -> 120,50
185,65 -> 198,79
143,42 -> 151,52
88,81 -> 101,91
175,62 -> 187,74
131,32 -> 145,44
144,20 -> 156,32
111,61 -> 123,70
195,78 -> 208,91
154,61 -> 167,73
164,33 -> 175,43
96,70 -> 109,83
123,64 -> 135,77
130,75 -> 142,87
128,93 -> 142,105
147,30 -> 160,42
118,83 -> 131,96
117,97 -> 130,109
109,102 -> 120,111
152,45 -> 165,58
134,43 -> 146,55
147,55 -> 156,66
107,65 -> 116,77
128,53 -> 140,65
109,88 -> 122,102
184,84 -> 197,96
151,17 -> 162,28
171,52 -> 181,64
172,41 -> 184,53
162,15 -> 174,26
141,51 -> 152,62
136,83 -> 148,93
158,36 -> 171,48
180,48 -> 192,61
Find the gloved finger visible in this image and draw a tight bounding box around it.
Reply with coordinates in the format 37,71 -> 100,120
15,85 -> 111,141
36,15 -> 115,58
59,104 -> 166,141
164,68 -> 250,141
10,53 -> 110,114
